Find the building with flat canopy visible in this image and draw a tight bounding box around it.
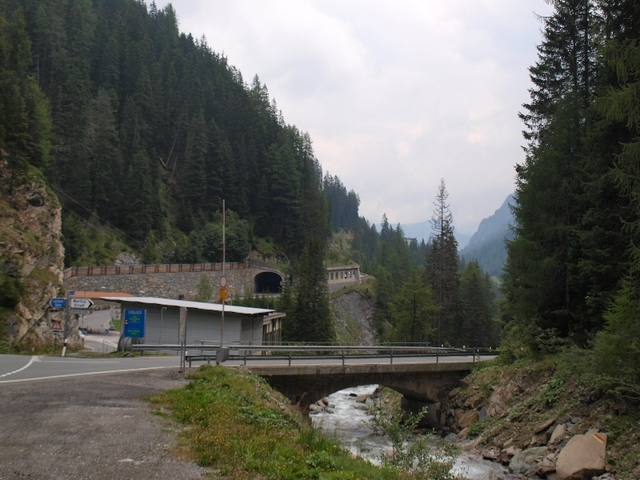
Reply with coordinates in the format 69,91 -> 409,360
102,296 -> 284,349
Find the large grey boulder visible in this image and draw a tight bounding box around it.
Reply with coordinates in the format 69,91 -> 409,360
509,446 -> 548,476
556,429 -> 607,480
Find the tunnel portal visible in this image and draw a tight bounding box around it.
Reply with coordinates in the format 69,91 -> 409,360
254,271 -> 283,294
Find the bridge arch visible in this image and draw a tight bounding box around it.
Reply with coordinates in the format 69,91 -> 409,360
248,364 -> 472,408
253,271 -> 284,294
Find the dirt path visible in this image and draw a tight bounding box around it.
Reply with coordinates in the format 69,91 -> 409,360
0,369 -> 211,480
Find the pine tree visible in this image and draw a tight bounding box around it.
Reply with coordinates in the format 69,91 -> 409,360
0,9 -> 51,183
424,179 -> 460,346
289,236 -> 334,344
389,271 -> 437,344
459,261 -> 495,347
504,0 -> 601,340
86,88 -> 122,221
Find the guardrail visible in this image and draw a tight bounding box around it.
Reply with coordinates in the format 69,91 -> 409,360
130,343 -> 495,367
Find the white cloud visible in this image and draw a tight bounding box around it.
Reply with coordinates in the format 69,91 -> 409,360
157,0 -> 553,233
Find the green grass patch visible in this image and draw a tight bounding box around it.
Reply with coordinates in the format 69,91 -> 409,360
148,365 -> 401,479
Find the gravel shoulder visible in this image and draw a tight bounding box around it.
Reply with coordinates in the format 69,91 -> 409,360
0,369 -> 212,480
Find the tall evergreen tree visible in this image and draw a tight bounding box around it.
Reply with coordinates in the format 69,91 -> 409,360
459,261 -> 495,347
389,271 -> 437,344
503,0 -> 602,341
0,9 -> 51,182
288,236 -> 334,344
86,88 -> 122,221
424,179 -> 460,346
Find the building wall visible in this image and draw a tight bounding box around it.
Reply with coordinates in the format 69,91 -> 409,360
326,265 -> 361,292
120,302 -> 261,347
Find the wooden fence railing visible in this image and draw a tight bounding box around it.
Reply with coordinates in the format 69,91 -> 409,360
63,261 -> 251,280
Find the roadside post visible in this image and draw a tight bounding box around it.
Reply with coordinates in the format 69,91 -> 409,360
179,307 -> 187,372
49,296 -> 66,356
7,315 -> 16,354
62,289 -> 73,357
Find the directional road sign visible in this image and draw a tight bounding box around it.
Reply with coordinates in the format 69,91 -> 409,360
50,298 -> 66,309
70,298 -> 94,309
71,309 -> 93,315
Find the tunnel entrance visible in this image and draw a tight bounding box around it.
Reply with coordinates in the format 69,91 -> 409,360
254,271 -> 283,294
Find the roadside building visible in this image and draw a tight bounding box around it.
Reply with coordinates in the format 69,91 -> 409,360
102,296 -> 284,349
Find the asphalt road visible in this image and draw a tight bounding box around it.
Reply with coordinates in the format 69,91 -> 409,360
0,355 -> 181,385
0,366 -> 212,480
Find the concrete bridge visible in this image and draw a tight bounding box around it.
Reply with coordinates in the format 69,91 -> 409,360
244,361 -> 474,414
64,261 -> 362,299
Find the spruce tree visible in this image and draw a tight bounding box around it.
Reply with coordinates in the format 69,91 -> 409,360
290,236 -> 334,344
424,179 -> 460,346
389,271 -> 437,344
504,0 -> 601,340
459,261 -> 495,347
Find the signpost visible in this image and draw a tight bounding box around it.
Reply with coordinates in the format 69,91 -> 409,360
49,298 -> 66,309
123,308 -> 146,338
7,316 -> 16,354
70,298 -> 94,309
71,309 -> 92,316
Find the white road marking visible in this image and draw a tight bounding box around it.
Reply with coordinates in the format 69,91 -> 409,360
0,365 -> 175,385
0,356 -> 36,379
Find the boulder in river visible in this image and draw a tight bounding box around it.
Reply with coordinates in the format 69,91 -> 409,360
555,429 -> 607,480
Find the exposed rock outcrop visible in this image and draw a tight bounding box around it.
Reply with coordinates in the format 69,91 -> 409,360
331,289 -> 375,345
0,161 -> 66,347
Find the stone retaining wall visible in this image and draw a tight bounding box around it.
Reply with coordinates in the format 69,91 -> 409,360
65,262 -> 362,299
66,264 -> 266,300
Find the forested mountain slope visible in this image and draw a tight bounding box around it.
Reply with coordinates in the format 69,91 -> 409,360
460,194 -> 514,277
1,0 -> 328,266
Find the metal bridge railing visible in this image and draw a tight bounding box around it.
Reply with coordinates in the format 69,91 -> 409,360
130,343 -> 494,367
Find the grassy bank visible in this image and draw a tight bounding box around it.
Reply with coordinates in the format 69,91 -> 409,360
148,365 -> 401,479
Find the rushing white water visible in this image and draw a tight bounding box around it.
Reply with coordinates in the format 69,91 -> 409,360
310,385 -> 515,479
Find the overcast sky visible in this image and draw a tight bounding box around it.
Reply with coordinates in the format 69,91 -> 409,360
156,0 -> 553,235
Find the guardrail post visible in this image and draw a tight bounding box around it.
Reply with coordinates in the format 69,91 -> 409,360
288,350 -> 292,366
390,347 -> 393,365
244,349 -> 248,366
436,349 -> 439,364
341,349 -> 345,366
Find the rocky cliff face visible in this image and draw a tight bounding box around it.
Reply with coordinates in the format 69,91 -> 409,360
331,288 -> 375,345
0,160 -> 65,348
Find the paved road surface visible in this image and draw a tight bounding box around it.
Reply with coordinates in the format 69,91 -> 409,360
0,368 -> 212,480
0,355 -> 181,385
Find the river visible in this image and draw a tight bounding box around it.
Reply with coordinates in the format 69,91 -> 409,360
310,384 -> 516,479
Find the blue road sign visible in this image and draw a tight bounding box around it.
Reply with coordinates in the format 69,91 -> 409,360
50,298 -> 66,309
123,308 -> 146,338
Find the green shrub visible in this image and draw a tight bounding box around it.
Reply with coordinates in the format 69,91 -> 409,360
0,275 -> 23,309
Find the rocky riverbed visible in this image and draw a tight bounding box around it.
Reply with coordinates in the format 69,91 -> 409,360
310,382 -> 626,480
